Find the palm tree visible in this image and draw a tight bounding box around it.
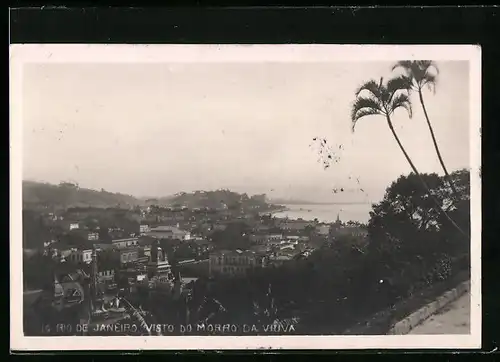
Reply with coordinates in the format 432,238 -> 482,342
351,76 -> 467,238
392,60 -> 458,196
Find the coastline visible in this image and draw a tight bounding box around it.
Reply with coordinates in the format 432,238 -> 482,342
259,205 -> 289,215
263,203 -> 371,224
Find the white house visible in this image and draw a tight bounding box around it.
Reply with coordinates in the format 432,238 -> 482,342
87,232 -> 99,241
112,238 -> 139,249
139,224 -> 151,234
67,248 -> 93,264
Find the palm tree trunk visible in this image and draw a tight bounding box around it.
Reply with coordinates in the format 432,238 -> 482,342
418,89 -> 459,196
385,115 -> 467,239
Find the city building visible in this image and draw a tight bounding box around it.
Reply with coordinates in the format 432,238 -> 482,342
212,223 -> 228,231
268,254 -> 293,267
97,269 -> 115,283
69,222 -> 80,230
93,243 -> 115,252
178,258 -> 210,278
139,224 -> 151,234
118,248 -> 140,266
190,238 -> 214,255
147,225 -> 191,241
58,248 -> 74,262
147,242 -> 174,277
315,223 -> 331,236
249,234 -> 266,244
279,243 -> 297,251
209,249 -> 266,277
87,232 -> 99,241
52,274 -> 85,305
67,248 -> 93,264
267,233 -> 283,242
278,219 -> 314,232
253,224 -> 271,233
111,237 -> 139,249
249,233 -> 283,245
329,215 -> 368,239
331,226 -> 369,239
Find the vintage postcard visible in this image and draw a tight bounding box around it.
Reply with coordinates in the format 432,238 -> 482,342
10,44 -> 481,350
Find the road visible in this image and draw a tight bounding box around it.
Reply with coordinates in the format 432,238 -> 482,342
409,292 -> 470,334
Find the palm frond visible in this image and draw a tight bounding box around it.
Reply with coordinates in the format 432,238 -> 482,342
393,60 -> 439,90
417,61 -> 439,93
422,73 -> 438,94
392,60 -> 422,81
390,93 -> 413,118
351,108 -> 382,132
355,79 -> 381,98
351,96 -> 382,122
386,75 -> 412,102
391,60 -> 413,73
417,60 -> 439,75
387,75 -> 412,95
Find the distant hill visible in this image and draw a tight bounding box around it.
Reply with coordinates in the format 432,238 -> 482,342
22,181 -> 144,210
157,190 -> 269,209
22,181 -> 276,211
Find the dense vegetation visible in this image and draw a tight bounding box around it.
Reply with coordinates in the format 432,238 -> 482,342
166,190 -> 270,210
177,170 -> 470,334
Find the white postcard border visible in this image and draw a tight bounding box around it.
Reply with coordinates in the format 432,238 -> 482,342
10,44 -> 482,351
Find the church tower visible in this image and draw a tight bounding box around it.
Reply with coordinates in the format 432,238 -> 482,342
147,240 -> 173,277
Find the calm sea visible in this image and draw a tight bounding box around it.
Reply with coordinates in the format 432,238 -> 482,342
271,203 -> 372,224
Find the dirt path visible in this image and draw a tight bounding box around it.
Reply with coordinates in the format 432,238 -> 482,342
409,292 -> 470,334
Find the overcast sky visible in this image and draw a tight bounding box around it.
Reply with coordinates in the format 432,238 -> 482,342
22,61 -> 469,203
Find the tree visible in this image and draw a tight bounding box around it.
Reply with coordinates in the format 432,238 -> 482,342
351,76 -> 466,239
23,210 -> 53,249
210,221 -> 250,250
392,60 -> 458,196
367,172 -> 470,275
23,252 -> 57,290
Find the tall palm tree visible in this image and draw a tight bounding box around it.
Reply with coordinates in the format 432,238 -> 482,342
392,60 -> 458,196
351,76 -> 467,238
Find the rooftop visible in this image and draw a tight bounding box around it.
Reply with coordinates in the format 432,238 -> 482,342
212,249 -> 258,257
149,226 -> 188,234
112,237 -> 138,243
181,277 -> 198,285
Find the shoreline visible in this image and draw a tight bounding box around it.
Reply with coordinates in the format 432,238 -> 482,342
262,204 -> 370,224
259,206 -> 289,215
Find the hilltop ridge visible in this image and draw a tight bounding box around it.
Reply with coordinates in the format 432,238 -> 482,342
22,181 -> 144,210
22,181 -> 275,210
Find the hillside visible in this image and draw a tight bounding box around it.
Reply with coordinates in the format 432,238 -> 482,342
161,190 -> 270,209
22,181 -> 144,210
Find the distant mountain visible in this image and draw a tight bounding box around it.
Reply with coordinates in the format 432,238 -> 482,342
22,181 -> 144,210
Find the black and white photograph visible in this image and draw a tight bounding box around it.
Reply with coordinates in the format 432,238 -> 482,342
10,44 -> 481,350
